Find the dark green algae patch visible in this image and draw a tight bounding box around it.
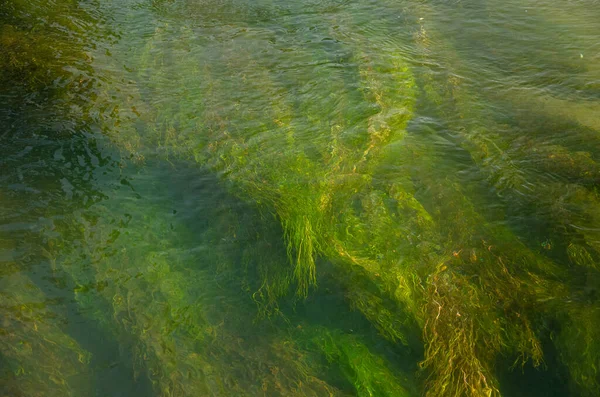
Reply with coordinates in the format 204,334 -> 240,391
2,0 -> 600,396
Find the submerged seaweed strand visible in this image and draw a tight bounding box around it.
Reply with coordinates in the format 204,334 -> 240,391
411,2 -> 600,267
36,8 -> 323,394
180,5 -> 414,303
316,5 -> 593,396
405,130 -> 571,397
9,0 -> 598,396
0,271 -> 91,397
84,0 -> 309,309
49,164 -> 355,396
318,6 -> 426,338
57,20 -> 342,391
409,3 -> 600,395
161,10 -> 427,393
46,11 -> 394,387
323,10 -> 509,396
189,18 -> 427,390
293,8 -> 517,396
408,2 -> 600,270
201,37 -> 323,298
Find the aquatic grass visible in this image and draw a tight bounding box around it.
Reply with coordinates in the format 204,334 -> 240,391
4,0 -> 599,395
396,136 -> 563,397
553,304 -> 600,396
0,272 -> 91,397
45,159 -> 361,396
410,4 -> 600,395
321,13 -> 533,395
49,197 -> 217,396
296,325 -> 415,396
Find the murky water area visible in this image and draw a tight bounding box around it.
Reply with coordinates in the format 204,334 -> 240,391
1,0 -> 600,396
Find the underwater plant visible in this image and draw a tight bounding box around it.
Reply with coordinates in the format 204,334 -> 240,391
0,271 -> 91,397
409,3 -> 600,395
43,158 -> 371,396
3,0 -> 600,396
77,3 -> 548,396
295,325 -> 415,397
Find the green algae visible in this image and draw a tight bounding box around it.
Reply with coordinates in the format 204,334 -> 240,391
408,3 -> 600,395
41,160 -> 360,396
0,272 -> 91,397
3,0 -> 600,396
296,325 -> 414,397
80,6 -> 600,397
83,3 -> 583,396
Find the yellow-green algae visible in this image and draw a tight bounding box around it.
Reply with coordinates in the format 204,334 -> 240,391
0,272 -> 91,397
43,161 -> 366,396
3,0 -> 600,396
295,325 -> 414,397
410,3 -> 600,395
85,4 -> 592,396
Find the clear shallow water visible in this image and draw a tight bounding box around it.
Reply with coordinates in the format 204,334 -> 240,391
1,0 -> 600,396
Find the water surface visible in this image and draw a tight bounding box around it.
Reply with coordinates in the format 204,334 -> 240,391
2,0 -> 600,396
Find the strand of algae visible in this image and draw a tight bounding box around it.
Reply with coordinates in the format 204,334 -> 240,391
192,10 -> 427,361
21,8 -> 327,386
328,70 -> 553,396
321,10 -> 519,395
77,0 -> 303,332
107,11 -> 425,394
408,4 -> 600,395
404,131 -> 568,397
46,159 -> 352,396
176,19 -> 367,300
293,325 -> 415,397
323,6 -> 598,396
408,0 -> 600,269
194,32 -> 322,298
242,3 -> 426,351
0,271 -> 91,397
74,0 -> 600,395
